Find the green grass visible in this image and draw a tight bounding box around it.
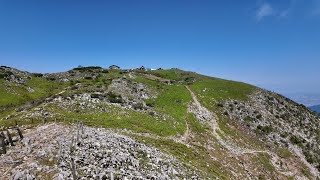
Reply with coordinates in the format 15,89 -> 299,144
190,78 -> 256,111
136,69 -> 181,80
0,77 -> 65,111
134,76 -> 193,135
25,102 -> 182,136
136,68 -> 208,83
277,147 -> 292,159
152,85 -> 191,122
254,153 -> 275,172
131,135 -> 228,179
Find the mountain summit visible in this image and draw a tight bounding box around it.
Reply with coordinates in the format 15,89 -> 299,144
0,65 -> 319,179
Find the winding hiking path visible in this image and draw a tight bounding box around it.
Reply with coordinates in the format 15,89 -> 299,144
181,121 -> 190,143
186,85 -> 254,155
185,85 -> 319,177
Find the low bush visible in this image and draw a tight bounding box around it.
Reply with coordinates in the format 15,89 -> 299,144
256,125 -> 273,134
133,103 -> 145,110
290,135 -> 305,146
106,92 -> 123,103
32,73 -> 43,77
146,101 -> 155,107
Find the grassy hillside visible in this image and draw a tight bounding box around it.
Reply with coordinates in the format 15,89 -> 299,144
0,66 -> 319,179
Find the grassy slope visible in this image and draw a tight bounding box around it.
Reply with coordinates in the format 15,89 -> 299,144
0,68 -> 310,178
0,77 -> 65,110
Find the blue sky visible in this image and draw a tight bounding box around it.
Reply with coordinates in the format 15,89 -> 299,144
0,0 -> 320,97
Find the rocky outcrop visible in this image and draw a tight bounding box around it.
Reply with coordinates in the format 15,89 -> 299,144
0,123 -> 198,179
222,90 -> 320,176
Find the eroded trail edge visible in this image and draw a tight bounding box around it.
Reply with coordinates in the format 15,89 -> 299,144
186,85 -> 259,155
185,86 -> 319,177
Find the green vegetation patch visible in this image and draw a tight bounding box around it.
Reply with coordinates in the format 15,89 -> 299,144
0,78 -> 65,112
276,147 -> 292,159
132,135 -> 228,179
190,78 -> 256,111
45,102 -> 180,136
151,85 -> 192,134
254,153 -> 275,172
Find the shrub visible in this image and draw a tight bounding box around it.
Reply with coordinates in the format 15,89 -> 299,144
217,103 -> 224,107
290,135 -> 304,146
175,99 -> 182,103
0,71 -> 13,79
304,151 -> 315,164
133,103 -> 145,110
73,66 -> 102,72
256,125 -> 273,134
146,101 -> 155,107
46,77 -> 56,81
280,113 -> 289,120
91,93 -> 101,99
148,111 -> 155,116
70,80 -> 75,86
256,114 -> 262,119
106,92 -> 123,103
32,73 -> 43,77
244,116 -> 254,122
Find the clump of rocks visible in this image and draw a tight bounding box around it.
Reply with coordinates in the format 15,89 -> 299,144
0,123 -> 198,179
57,124 -> 197,179
221,89 -> 320,175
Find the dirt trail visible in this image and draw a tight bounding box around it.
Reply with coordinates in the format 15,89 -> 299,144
181,121 -> 190,143
186,85 -> 255,155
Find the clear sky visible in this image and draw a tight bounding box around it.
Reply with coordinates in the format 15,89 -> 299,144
0,0 -> 319,95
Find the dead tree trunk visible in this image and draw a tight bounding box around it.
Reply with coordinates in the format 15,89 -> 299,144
6,130 -> 14,146
0,132 -> 6,154
70,157 -> 77,180
110,171 -> 114,180
58,141 -> 62,163
81,122 -> 84,135
16,128 -> 23,140
76,122 -> 80,146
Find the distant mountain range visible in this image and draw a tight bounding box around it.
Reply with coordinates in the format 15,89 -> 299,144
284,93 -> 320,107
309,105 -> 320,113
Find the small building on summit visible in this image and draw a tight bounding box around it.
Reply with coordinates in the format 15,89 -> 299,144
137,66 -> 146,71
109,65 -> 120,70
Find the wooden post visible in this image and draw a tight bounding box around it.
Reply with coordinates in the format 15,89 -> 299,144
81,121 -> 84,135
6,130 -> 14,146
70,157 -> 77,179
16,128 -> 23,140
0,132 -> 6,154
58,141 -> 62,163
110,171 -> 114,180
76,122 -> 80,146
